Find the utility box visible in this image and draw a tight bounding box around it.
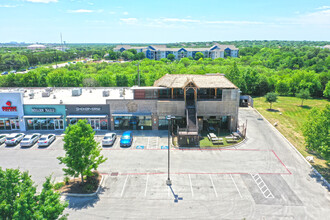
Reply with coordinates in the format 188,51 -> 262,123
72,88 -> 82,96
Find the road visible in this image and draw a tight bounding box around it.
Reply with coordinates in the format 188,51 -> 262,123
0,107 -> 329,219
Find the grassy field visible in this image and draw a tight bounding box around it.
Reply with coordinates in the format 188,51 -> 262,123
254,96 -> 329,181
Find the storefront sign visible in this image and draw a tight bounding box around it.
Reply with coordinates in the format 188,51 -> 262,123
31,108 -> 56,113
76,107 -> 102,111
2,101 -> 17,112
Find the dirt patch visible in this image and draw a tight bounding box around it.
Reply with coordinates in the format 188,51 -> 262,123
57,171 -> 102,194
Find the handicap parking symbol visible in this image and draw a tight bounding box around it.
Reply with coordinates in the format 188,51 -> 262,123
136,145 -> 144,149
161,146 -> 168,149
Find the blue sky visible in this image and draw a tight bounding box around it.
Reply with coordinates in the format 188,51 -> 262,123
0,0 -> 330,43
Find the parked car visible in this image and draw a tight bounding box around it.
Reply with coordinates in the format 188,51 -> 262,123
20,133 -> 41,147
120,131 -> 133,147
5,133 -> 25,146
0,134 -> 9,145
102,133 -> 116,146
10,70 -> 16,73
20,69 -> 26,72
1,71 -> 8,75
38,134 -> 56,147
28,67 -> 34,70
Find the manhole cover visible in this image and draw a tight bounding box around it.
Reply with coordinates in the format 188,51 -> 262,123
111,172 -> 119,176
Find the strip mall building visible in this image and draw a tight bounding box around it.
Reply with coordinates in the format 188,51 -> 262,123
0,74 -> 239,142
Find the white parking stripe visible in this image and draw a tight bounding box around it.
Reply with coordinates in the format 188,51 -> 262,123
209,174 -> 218,198
230,174 -> 242,199
121,175 -> 129,198
188,174 -> 194,197
144,173 -> 149,197
147,137 -> 150,149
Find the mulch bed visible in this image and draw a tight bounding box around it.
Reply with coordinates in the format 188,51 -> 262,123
58,171 -> 102,194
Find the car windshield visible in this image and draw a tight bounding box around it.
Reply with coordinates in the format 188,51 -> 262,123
122,135 -> 130,140
104,136 -> 112,140
7,136 -> 16,139
40,138 -> 47,141
0,135 -> 5,138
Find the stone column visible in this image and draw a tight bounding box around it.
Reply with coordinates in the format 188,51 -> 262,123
152,114 -> 158,130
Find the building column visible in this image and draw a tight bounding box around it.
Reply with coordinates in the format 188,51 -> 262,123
110,115 -> 115,130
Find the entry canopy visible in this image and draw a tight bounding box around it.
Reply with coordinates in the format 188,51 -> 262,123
111,112 -> 152,117
66,115 -> 108,118
23,115 -> 62,118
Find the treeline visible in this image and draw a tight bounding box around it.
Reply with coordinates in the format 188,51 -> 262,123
0,46 -> 329,99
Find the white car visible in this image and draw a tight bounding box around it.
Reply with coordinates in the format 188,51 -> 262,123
5,133 -> 25,146
0,134 -> 9,145
20,133 -> 41,147
102,133 -> 116,146
38,134 -> 56,147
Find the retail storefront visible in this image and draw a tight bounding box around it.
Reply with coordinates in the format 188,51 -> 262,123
65,105 -> 110,130
112,113 -> 152,130
23,105 -> 66,131
0,92 -> 25,131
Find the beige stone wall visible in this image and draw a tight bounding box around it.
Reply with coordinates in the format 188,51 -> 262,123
157,100 -> 186,117
107,99 -> 158,114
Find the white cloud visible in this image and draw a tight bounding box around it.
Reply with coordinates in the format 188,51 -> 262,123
316,6 -> 330,10
123,11 -> 129,15
109,11 -> 116,14
26,0 -> 58,3
120,18 -> 138,24
206,20 -> 264,25
0,5 -> 18,7
163,18 -> 200,23
88,2 -> 94,5
68,9 -> 94,13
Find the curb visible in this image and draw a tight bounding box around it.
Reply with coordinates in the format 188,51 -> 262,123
61,175 -> 104,197
254,108 -> 330,190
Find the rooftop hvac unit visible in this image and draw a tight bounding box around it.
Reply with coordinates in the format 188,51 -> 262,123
72,88 -> 82,96
119,89 -> 123,97
59,100 -> 63,104
45,87 -> 53,93
42,92 -> 50,97
53,95 -> 56,99
103,90 -> 110,97
29,93 -> 34,99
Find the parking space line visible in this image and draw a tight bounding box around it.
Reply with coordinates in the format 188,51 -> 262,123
209,174 -> 218,198
121,175 -> 129,198
188,174 -> 194,197
156,137 -> 159,149
144,173 -> 149,197
230,174 -> 242,199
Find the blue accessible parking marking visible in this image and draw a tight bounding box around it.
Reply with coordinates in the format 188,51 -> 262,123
161,146 -> 168,149
136,145 -> 144,149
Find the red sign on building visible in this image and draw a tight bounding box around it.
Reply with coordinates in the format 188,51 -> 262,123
2,101 -> 17,112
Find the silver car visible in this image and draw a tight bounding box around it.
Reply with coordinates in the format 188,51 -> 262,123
5,133 -> 25,146
0,134 -> 9,145
102,133 -> 116,146
20,133 -> 41,147
38,134 -> 56,147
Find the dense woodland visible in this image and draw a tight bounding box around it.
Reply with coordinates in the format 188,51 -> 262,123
0,43 -> 329,99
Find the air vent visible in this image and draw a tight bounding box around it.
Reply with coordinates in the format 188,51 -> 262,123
103,90 -> 109,97
42,92 -> 50,97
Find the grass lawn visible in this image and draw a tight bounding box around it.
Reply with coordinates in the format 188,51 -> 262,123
199,137 -> 242,148
254,96 -> 329,181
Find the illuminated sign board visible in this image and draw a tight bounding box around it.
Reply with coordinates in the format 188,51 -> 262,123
2,101 -> 17,112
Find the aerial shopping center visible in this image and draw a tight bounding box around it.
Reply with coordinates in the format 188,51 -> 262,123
0,73 -> 239,145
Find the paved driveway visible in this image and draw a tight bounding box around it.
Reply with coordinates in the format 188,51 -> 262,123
0,107 -> 329,219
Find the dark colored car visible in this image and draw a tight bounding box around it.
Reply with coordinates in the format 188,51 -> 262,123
120,131 -> 133,147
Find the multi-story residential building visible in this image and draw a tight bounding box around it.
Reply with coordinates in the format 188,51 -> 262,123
0,74 -> 239,146
113,43 -> 239,60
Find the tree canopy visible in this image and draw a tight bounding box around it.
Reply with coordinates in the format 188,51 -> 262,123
57,119 -> 107,183
265,92 -> 278,109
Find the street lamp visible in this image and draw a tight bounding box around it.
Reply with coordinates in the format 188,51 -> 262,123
166,115 -> 175,186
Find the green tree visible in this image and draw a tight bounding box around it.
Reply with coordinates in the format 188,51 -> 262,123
324,81 -> 330,99
57,120 -> 107,183
303,105 -> 330,162
167,54 -> 175,62
0,168 -> 68,219
296,88 -> 311,106
135,52 -> 146,60
194,52 -> 204,60
265,92 -> 278,109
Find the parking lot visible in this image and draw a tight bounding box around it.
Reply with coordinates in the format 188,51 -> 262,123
0,108 -> 330,219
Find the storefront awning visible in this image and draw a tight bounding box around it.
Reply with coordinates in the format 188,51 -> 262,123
0,115 -> 18,119
66,115 -> 108,118
23,115 -> 62,118
111,113 -> 152,117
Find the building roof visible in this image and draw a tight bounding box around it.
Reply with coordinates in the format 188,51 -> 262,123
323,45 -> 330,49
27,44 -> 46,48
153,74 -> 238,89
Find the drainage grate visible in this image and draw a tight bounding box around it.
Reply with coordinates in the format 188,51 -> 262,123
111,172 -> 119,176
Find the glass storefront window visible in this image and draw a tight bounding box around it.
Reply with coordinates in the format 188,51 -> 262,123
0,118 -> 19,130
25,118 -> 64,130
158,116 -> 169,130
69,118 -> 108,130
113,116 -> 151,130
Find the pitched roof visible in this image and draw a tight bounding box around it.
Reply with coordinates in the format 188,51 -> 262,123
153,74 -> 238,89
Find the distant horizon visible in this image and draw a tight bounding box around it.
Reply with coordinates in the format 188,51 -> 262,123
1,0 -> 330,43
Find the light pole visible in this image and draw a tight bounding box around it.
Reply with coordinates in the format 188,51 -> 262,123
166,115 -> 175,186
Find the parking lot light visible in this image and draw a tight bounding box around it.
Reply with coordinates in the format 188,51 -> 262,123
166,115 -> 175,186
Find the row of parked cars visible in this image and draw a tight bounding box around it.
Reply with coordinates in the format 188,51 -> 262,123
0,133 -> 56,147
1,66 -> 38,75
102,131 -> 133,147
